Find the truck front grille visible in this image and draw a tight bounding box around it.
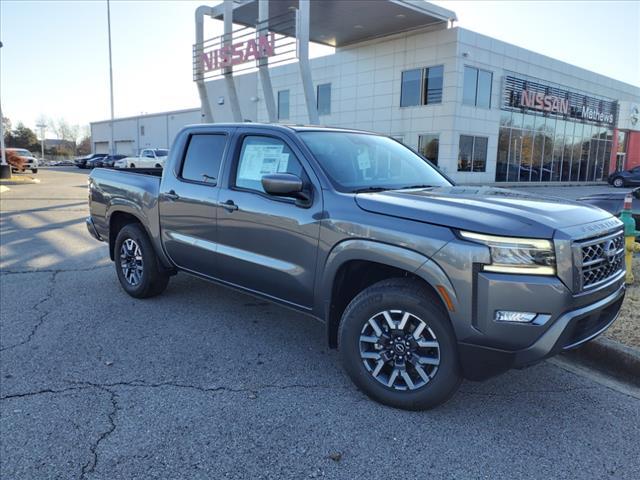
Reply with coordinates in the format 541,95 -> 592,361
578,230 -> 625,290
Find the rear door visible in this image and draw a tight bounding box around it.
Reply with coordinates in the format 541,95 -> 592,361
214,130 -> 322,308
158,129 -> 232,277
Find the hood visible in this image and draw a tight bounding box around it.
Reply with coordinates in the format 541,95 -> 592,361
355,186 -> 615,238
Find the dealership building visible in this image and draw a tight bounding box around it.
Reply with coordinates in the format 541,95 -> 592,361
90,0 -> 640,184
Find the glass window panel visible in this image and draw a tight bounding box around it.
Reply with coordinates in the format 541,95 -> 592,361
418,134 -> 439,165
509,129 -> 524,182
496,128 -> 510,181
520,130 -> 535,181
425,65 -> 443,104
476,70 -> 492,108
522,113 -> 535,130
472,136 -> 488,172
531,130 -> 544,181
579,124 -> 593,181
317,83 -> 331,115
500,112 -> 512,127
458,135 -> 473,171
602,141 -> 612,177
181,134 -> 227,183
401,69 -> 422,107
277,90 -> 290,120
462,66 -> 477,106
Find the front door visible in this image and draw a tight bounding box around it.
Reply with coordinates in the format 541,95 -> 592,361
158,132 -> 229,277
215,133 -> 322,308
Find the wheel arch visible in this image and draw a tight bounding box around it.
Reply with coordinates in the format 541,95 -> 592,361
321,240 -> 456,348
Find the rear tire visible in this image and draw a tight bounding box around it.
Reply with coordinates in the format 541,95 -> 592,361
130,163 -> 136,168
114,223 -> 169,298
612,177 -> 625,188
31,169 -> 38,174
338,278 -> 461,410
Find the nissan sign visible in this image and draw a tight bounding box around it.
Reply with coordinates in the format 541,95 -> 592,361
503,75 -> 618,126
200,33 -> 276,73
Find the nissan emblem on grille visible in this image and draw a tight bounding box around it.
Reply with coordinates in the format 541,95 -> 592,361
579,231 -> 625,290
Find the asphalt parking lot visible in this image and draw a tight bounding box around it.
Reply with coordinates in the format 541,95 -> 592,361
1,168 -> 639,479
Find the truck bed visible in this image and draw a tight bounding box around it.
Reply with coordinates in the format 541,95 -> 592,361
88,167 -> 163,247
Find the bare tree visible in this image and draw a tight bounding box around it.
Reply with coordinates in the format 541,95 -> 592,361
48,118 -> 81,155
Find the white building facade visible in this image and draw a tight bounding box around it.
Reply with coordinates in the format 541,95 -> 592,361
91,4 -> 640,184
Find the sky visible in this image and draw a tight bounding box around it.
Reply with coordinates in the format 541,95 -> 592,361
1,0 -> 639,135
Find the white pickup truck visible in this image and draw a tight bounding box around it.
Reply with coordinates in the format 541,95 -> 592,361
114,148 -> 169,169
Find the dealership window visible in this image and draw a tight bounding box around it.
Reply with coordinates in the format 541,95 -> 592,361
418,134 -> 439,166
463,66 -> 492,108
140,125 -> 145,136
278,90 -> 290,121
181,134 -> 227,184
235,136 -> 305,194
317,83 -> 331,115
458,135 -> 487,172
400,65 -> 443,107
494,110 -> 614,183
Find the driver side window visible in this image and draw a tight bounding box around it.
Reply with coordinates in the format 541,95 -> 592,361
235,136 -> 305,194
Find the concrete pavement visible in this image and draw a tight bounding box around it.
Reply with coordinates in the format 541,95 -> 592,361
1,168 -> 639,479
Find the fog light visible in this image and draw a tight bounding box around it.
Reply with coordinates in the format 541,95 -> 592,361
495,311 -> 537,323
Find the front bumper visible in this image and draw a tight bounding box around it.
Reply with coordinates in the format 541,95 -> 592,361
458,282 -> 625,380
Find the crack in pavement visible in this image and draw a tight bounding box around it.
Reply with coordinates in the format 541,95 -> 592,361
458,386 -> 600,397
0,271 -> 59,352
1,379 -> 343,402
79,386 -> 119,480
0,264 -> 110,276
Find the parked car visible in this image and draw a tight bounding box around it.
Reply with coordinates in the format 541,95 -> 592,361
87,124 -> 626,410
579,187 -> 639,234
6,148 -> 38,173
76,153 -> 106,169
99,154 -> 127,168
608,166 -> 640,187
115,148 -> 169,169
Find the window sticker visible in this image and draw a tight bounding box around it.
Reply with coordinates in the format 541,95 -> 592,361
238,144 -> 290,181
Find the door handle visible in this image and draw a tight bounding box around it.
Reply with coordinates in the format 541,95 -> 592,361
220,199 -> 238,212
164,190 -> 180,201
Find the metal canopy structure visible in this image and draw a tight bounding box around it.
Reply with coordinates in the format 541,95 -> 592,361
195,0 -> 457,125
211,0 -> 456,47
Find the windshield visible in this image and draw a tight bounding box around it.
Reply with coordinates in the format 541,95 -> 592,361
299,132 -> 451,192
13,149 -> 32,157
154,149 -> 169,157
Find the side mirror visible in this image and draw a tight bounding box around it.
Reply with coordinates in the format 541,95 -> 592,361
261,173 -> 311,206
262,173 -> 303,196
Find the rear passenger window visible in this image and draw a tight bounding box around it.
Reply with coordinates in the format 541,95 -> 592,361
235,136 -> 305,193
181,134 -> 227,183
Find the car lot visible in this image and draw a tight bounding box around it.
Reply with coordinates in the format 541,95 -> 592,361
1,168 -> 639,479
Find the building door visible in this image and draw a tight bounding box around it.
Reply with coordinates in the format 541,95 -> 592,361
615,153 -> 626,172
94,142 -> 108,154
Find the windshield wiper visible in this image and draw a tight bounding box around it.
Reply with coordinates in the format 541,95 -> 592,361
395,184 -> 435,190
352,187 -> 389,193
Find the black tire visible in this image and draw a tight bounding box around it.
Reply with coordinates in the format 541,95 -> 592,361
155,164 -> 161,168
130,163 -> 136,168
31,169 -> 38,174
338,278 -> 461,410
612,177 -> 625,188
114,223 -> 169,298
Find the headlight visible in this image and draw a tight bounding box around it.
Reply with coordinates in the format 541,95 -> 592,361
459,231 -> 556,275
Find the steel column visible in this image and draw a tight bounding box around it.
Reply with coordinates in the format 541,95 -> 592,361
195,5 -> 214,123
296,0 -> 319,125
223,0 -> 243,122
258,0 -> 277,122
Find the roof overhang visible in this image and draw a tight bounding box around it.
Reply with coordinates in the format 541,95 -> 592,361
209,0 -> 457,47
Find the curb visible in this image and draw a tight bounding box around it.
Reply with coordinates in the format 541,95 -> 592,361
566,336 -> 640,385
0,177 -> 41,185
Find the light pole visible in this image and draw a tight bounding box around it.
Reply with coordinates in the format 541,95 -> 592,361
107,0 -> 115,155
0,40 -> 10,179
36,123 -> 46,160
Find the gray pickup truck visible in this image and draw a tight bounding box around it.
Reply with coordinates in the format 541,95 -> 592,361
87,124 -> 626,410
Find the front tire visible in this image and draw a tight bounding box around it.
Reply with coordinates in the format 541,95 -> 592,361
31,168 -> 38,174
130,163 -> 136,168
338,278 -> 461,410
612,177 -> 625,188
114,223 -> 169,298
